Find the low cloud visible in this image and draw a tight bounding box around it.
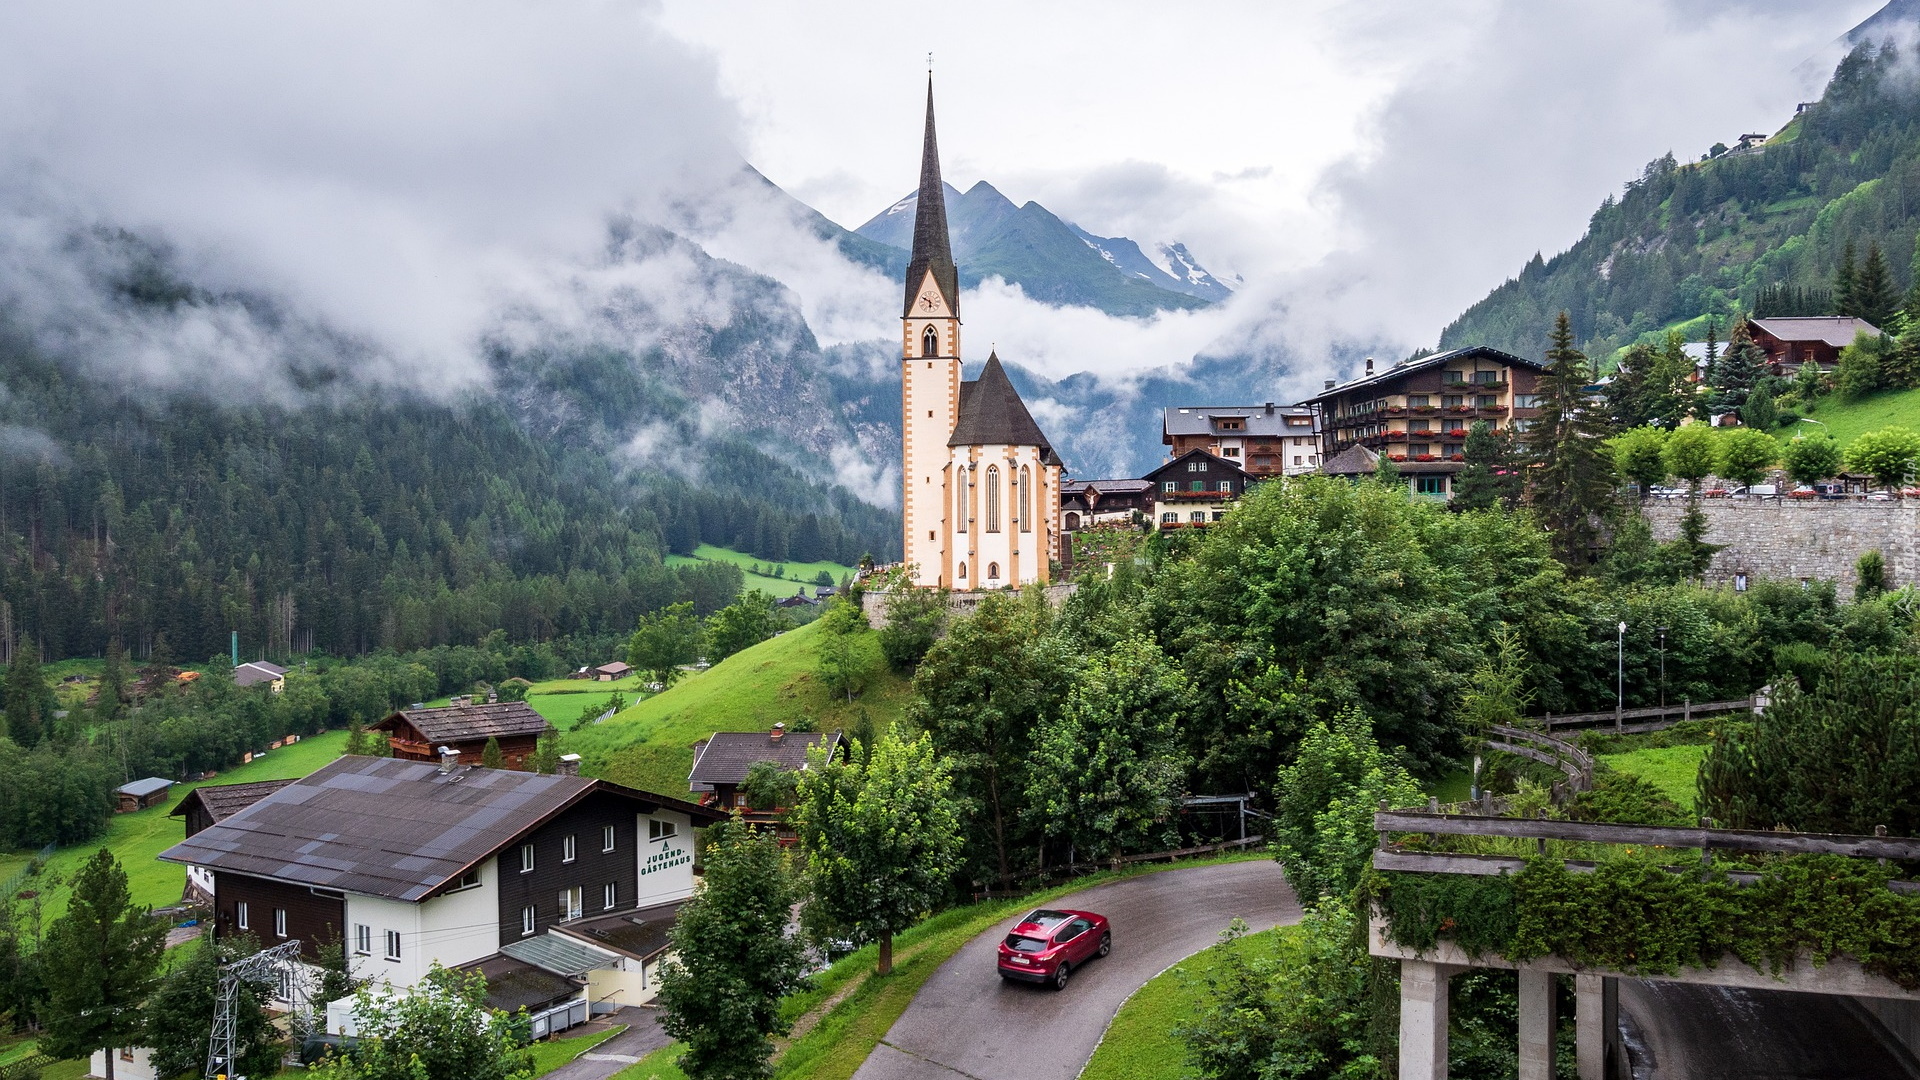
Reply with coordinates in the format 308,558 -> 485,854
0,423 -> 66,465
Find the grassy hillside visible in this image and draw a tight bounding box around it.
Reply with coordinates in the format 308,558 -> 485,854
1788,386 -> 1920,445
566,620 -> 913,796
22,729 -> 350,920
667,543 -> 855,598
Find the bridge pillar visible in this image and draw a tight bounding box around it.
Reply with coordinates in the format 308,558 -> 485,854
1399,959 -> 1461,1080
1575,973 -> 1618,1080
1518,968 -> 1556,1080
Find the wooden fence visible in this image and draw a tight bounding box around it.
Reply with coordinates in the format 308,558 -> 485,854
1530,695 -> 1758,733
1485,725 -> 1593,799
1372,810 -> 1920,892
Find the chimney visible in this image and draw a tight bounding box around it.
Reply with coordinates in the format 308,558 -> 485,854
556,753 -> 581,777
769,722 -> 786,743
1323,379 -> 1336,391
1264,402 -> 1274,414
1364,357 -> 1375,376
438,746 -> 460,774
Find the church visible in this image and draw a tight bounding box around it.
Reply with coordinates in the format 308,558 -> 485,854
898,82 -> 1065,590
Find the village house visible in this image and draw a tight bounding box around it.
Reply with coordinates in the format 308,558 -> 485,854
1744,315 -> 1881,374
1161,404 -> 1321,477
232,660 -> 289,692
158,753 -> 724,1033
594,661 -> 632,681
1144,449 -> 1255,530
689,724 -> 842,830
170,778 -> 298,903
372,701 -> 548,770
1301,346 -> 1545,501
1059,478 -> 1153,533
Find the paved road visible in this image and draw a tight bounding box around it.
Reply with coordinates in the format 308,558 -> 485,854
544,1008 -> 671,1080
1620,980 -> 1920,1079
851,860 -> 1300,1080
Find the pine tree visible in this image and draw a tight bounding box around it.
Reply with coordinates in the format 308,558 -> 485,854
1709,321 -> 1766,417
480,736 -> 504,769
1451,422 -> 1520,511
1523,312 -> 1616,568
97,638 -> 128,723
4,638 -> 47,748
40,851 -> 166,1080
1853,241 -> 1898,328
1836,239 -> 1859,316
1742,382 -> 1779,431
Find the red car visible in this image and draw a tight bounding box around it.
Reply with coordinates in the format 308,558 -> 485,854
996,908 -> 1111,989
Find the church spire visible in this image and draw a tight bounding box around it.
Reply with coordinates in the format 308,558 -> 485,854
903,77 -> 960,319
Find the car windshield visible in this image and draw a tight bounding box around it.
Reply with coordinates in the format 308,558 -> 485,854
1004,934 -> 1048,953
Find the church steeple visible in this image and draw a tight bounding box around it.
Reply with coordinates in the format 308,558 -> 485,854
903,78 -> 960,319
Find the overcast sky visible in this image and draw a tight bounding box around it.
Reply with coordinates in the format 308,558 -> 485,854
663,0 -> 1885,367
0,0 -> 1894,404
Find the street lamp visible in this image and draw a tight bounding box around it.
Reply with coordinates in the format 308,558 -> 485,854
1657,626 -> 1669,710
1616,621 -> 1627,731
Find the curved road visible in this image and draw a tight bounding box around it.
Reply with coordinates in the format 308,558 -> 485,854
851,860 -> 1300,1080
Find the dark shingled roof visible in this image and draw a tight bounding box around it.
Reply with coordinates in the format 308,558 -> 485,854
948,353 -> 1057,456
903,79 -> 960,320
158,756 -> 723,902
553,899 -> 688,962
1319,444 -> 1381,476
171,779 -> 297,824
1142,448 -> 1253,485
372,701 -> 547,744
688,729 -> 842,788
459,954 -> 580,1014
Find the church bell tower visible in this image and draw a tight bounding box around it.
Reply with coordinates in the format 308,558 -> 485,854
901,80 -> 962,587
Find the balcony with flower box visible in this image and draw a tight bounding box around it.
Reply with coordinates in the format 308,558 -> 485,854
1449,453 -> 1466,462
1414,454 -> 1438,462
1447,405 -> 1476,415
1160,488 -> 1239,502
1476,406 -> 1508,417
1445,428 -> 1469,438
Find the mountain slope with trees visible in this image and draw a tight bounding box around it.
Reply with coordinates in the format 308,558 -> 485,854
1440,37 -> 1920,360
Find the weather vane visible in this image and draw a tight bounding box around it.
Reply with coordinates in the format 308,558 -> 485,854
927,52 -> 934,73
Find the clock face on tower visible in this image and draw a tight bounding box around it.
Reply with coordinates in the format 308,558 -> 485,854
919,293 -> 937,311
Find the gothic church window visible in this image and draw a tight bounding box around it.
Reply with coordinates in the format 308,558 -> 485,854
988,562 -> 1000,580
1018,466 -> 1031,532
958,562 -> 967,580
922,325 -> 938,357
985,467 -> 1002,531
957,472 -> 968,531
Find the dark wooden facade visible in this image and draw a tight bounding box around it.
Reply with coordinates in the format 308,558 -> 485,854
493,790 -> 638,943
382,715 -> 538,770
213,870 -> 345,961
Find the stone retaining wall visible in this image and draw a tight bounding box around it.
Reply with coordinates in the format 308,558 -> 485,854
858,583 -> 1078,629
1639,500 -> 1920,593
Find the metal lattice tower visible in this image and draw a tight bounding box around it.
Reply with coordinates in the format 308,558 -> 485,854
206,939 -> 309,1080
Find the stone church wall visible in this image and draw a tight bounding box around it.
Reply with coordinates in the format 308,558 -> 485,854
1639,500 -> 1920,593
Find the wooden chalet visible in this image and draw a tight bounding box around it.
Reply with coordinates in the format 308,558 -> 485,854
1745,316 -> 1881,374
689,724 -> 842,828
373,701 -> 548,770
1143,449 -> 1254,530
115,777 -> 175,813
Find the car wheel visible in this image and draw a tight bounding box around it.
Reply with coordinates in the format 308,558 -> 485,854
1052,962 -> 1071,991
1097,932 -> 1111,958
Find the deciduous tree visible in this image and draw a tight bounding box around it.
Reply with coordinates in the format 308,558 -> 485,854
1026,635 -> 1192,863
307,965 -> 532,1080
1270,710 -> 1422,902
1844,427 -> 1920,488
1609,425 -> 1670,495
793,733 -> 962,975
1783,432 -> 1843,485
1716,427 -> 1779,488
627,601 -> 703,687
657,819 -> 807,1080
705,590 -> 778,664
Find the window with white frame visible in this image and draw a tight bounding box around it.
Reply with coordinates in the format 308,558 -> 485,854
603,882 -> 617,910
650,819 -> 678,842
563,834 -> 577,863
560,887 -> 583,921
236,901 -> 250,931
602,824 -> 616,853
522,905 -> 536,936
1161,512 -> 1176,523
274,908 -> 287,938
354,924 -> 371,955
385,929 -> 401,960
520,844 -> 534,873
